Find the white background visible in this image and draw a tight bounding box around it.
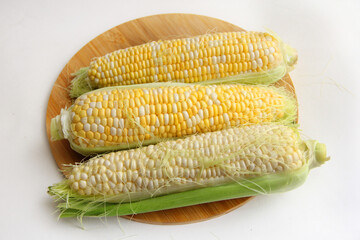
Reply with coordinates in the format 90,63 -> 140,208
1,0 -> 359,239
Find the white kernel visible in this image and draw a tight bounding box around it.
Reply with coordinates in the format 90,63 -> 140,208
80,173 -> 88,180
96,184 -> 102,192
184,70 -> 188,78
116,128 -> 122,136
190,51 -> 194,59
136,178 -> 142,187
74,172 -> 80,181
184,169 -> 190,178
250,52 -> 255,60
251,60 -> 257,69
183,111 -> 189,120
257,58 -> 263,68
240,161 -> 246,170
210,92 -> 217,101
269,54 -> 275,63
191,115 -> 196,125
198,109 -> 204,119
209,117 -> 214,126
72,182 -> 79,190
221,55 -> 226,63
248,43 -> 254,52
103,183 -> 110,192
104,161 -> 110,168
155,117 -> 160,127
110,108 -> 116,118
109,181 -> 116,189
180,53 -> 185,61
68,175 -> 74,182
87,108 -> 93,116
131,160 -> 137,170
184,91 -> 190,99
84,123 -> 90,132
207,168 -> 212,177
223,113 -> 230,123
172,103 -> 178,113
90,102 -> 96,108
148,181 -> 154,190
119,119 -> 124,129
164,114 -> 169,125
96,102 -> 102,109
95,117 -> 101,124
81,117 -> 87,124
188,158 -> 194,168
173,166 -> 179,176
174,93 -> 179,103
107,127 -> 115,136
79,180 -> 87,189
128,129 -> 133,136
139,106 -> 145,117
157,169 -> 163,178
98,125 -> 104,133
186,118 -> 192,128
89,176 -> 96,186
269,47 -> 275,53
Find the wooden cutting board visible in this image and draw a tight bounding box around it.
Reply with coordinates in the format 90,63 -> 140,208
46,13 -> 296,225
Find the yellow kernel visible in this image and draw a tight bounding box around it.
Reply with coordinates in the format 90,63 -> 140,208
73,115 -> 80,123
94,132 -> 101,140
78,130 -> 85,138
75,122 -> 83,131
159,126 -> 165,134
86,131 -> 94,139
150,114 -> 156,125
156,104 -> 162,115
99,109 -> 105,118
101,133 -> 107,141
204,119 -> 210,129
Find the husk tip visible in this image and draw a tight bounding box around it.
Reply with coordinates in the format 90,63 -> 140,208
50,115 -> 64,141
315,142 -> 329,165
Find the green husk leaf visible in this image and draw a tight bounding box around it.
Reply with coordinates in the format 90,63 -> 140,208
50,165 -> 308,218
48,140 -> 327,219
69,67 -> 92,98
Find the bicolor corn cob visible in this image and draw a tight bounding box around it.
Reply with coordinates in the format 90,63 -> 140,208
51,83 -> 296,155
70,31 -> 297,97
48,124 -> 328,218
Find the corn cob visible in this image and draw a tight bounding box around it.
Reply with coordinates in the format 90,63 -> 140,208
51,83 -> 296,155
70,31 -> 297,97
48,124 -> 328,218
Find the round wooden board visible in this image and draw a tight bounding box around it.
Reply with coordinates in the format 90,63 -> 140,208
46,13 -> 296,225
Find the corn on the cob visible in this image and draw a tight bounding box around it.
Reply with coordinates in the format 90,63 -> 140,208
51,83 -> 296,155
70,31 -> 297,97
48,124 -> 328,218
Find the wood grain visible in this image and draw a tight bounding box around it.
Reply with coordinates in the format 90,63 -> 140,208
46,13 -> 296,225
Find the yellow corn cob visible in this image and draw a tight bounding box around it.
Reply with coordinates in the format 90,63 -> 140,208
48,124 -> 328,218
51,83 -> 296,155
70,31 -> 297,97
